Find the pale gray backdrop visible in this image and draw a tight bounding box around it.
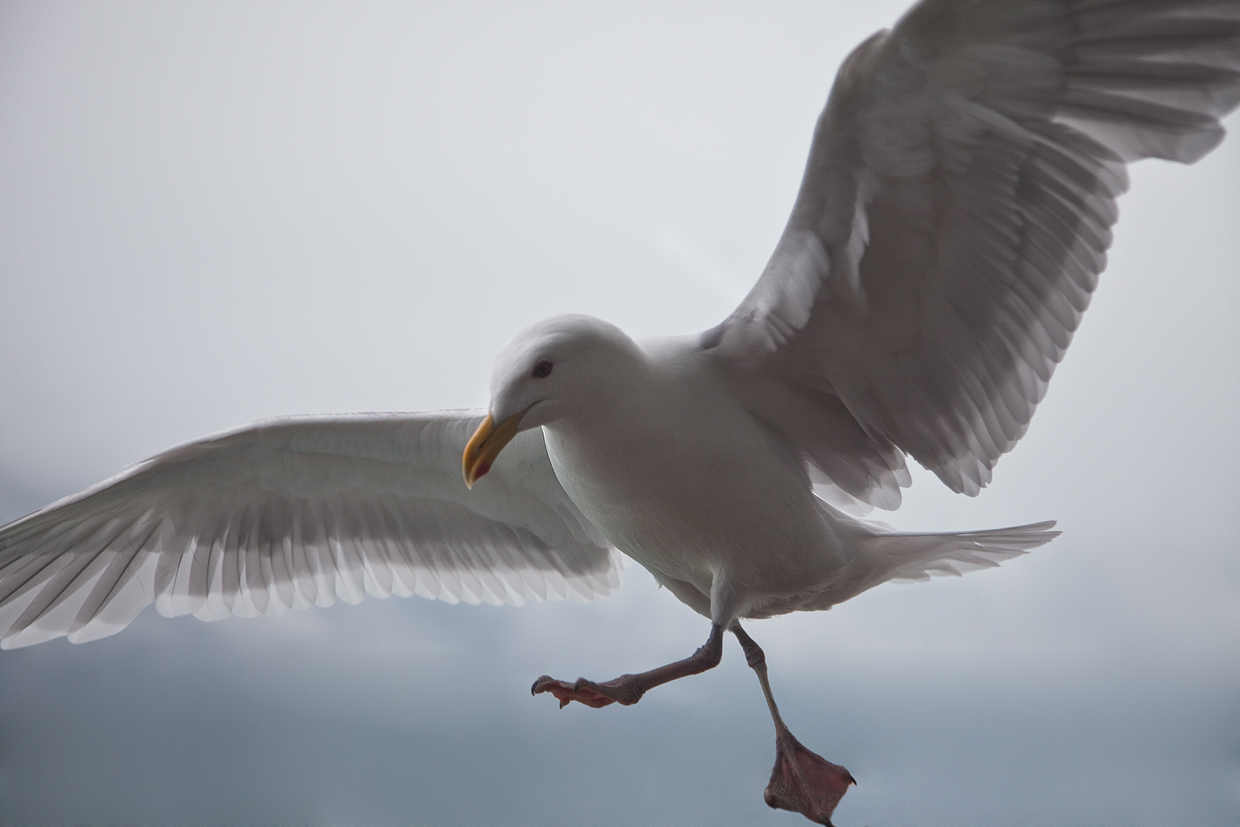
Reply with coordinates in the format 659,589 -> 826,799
1,2 -> 1237,825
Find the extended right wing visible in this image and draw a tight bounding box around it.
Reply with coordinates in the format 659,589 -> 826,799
710,0 -> 1240,499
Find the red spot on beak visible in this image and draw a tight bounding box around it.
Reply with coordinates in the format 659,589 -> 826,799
476,462 -> 491,480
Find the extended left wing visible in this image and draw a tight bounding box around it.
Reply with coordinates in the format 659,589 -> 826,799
0,412 -> 621,648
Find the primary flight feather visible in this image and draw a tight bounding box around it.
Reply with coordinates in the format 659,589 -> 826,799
3,1 -> 1238,823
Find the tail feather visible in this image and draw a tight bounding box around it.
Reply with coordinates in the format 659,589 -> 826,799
868,520 -> 1060,584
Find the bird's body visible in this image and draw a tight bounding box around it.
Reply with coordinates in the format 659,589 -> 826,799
541,330 -> 841,622
532,322 -> 1045,627
3,0 -> 1239,822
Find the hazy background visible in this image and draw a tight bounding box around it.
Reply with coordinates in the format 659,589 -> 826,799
1,2 -> 1237,825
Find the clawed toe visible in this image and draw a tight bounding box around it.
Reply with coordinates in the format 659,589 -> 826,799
531,626 -> 721,710
764,731 -> 855,826
531,675 -> 620,709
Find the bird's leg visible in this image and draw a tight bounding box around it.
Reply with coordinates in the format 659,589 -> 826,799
532,623 -> 724,708
731,624 -> 855,826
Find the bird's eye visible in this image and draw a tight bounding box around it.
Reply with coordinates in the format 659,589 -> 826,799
531,360 -> 553,379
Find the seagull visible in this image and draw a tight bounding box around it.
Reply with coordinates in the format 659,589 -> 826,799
3,1 -> 1238,823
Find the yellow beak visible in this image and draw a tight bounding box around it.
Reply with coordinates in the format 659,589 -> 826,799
462,412 -> 524,488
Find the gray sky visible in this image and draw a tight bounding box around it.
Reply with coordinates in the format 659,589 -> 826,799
1,2 -> 1237,825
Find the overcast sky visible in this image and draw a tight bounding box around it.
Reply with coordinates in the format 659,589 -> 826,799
1,2 -> 1237,825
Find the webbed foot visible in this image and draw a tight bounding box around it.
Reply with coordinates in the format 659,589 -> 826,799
530,675 -> 642,708
764,730 -> 856,825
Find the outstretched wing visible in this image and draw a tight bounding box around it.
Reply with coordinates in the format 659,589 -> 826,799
0,412 -> 620,648
710,0 -> 1240,499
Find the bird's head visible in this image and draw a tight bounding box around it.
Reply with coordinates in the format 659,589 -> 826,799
462,314 -> 644,488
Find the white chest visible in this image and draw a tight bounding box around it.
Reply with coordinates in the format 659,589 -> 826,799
541,372 -> 835,598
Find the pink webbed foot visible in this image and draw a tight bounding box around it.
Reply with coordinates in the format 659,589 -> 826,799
531,675 -> 642,709
532,625 -> 723,710
764,731 -> 856,826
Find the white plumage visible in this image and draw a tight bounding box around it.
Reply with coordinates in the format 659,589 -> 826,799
0,414 -> 621,648
2,1 -> 1238,821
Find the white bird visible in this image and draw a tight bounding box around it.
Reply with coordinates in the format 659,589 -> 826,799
3,1 -> 1238,823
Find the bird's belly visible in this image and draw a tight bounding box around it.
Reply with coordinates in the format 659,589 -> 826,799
542,418 -> 842,618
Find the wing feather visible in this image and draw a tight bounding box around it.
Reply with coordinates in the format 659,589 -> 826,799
0,412 -> 620,648
711,0 -> 1240,497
